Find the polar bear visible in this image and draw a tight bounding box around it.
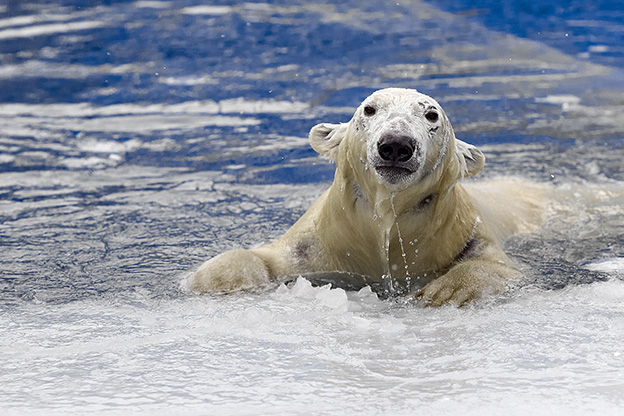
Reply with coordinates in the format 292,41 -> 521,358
189,88 -> 544,306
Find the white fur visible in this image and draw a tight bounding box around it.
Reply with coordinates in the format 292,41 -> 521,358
189,88 -> 545,306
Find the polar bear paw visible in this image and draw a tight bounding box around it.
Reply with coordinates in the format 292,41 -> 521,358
413,260 -> 520,306
188,249 -> 271,294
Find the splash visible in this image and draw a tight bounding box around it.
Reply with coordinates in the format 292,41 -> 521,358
390,193 -> 410,274
381,230 -> 394,295
379,193 -> 411,297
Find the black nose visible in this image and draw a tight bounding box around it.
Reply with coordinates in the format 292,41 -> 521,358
377,134 -> 415,163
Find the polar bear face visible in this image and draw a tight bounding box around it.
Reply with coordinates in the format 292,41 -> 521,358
310,88 -> 485,192
354,88 -> 448,186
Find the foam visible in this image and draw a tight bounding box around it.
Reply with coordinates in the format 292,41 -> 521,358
0,21 -> 107,40
583,258 -> 624,274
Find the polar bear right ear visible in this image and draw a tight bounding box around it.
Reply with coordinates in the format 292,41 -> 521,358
455,139 -> 485,179
309,123 -> 348,161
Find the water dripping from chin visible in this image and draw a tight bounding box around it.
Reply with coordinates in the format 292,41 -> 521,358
378,193 -> 412,297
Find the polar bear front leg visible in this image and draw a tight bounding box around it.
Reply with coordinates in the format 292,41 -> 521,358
413,260 -> 521,307
188,249 -> 271,293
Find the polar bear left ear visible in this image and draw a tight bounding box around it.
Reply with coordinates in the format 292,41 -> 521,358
309,123 -> 348,161
455,139 -> 485,178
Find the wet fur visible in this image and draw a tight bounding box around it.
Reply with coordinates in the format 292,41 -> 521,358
189,88 -> 545,306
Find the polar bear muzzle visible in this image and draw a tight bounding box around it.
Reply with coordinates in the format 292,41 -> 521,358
377,133 -> 416,164
375,132 -> 420,184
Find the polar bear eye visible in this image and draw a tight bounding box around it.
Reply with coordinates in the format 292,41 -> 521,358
425,111 -> 439,123
363,106 -> 376,116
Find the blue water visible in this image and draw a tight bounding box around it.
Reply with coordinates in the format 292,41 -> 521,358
1,1 -> 624,414
435,0 -> 624,68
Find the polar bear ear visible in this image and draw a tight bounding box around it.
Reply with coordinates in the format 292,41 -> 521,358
455,139 -> 485,178
309,123 -> 348,161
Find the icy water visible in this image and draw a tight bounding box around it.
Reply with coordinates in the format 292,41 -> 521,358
1,1 -> 624,415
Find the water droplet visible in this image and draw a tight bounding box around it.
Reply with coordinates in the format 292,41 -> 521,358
389,192 -> 409,275
382,273 -> 394,294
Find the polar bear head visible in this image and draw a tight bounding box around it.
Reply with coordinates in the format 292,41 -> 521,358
310,88 -> 484,193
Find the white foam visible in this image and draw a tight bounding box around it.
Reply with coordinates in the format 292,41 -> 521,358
77,138 -> 142,154
0,154 -> 15,164
0,12 -> 94,30
134,1 -> 173,9
536,94 -> 582,105
588,44 -> 609,53
0,20 -> 107,40
274,277 -> 349,311
536,94 -> 581,110
181,5 -> 234,15
60,156 -> 117,169
583,258 -> 624,274
3,279 -> 624,415
0,98 -> 308,117
69,114 -> 261,132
